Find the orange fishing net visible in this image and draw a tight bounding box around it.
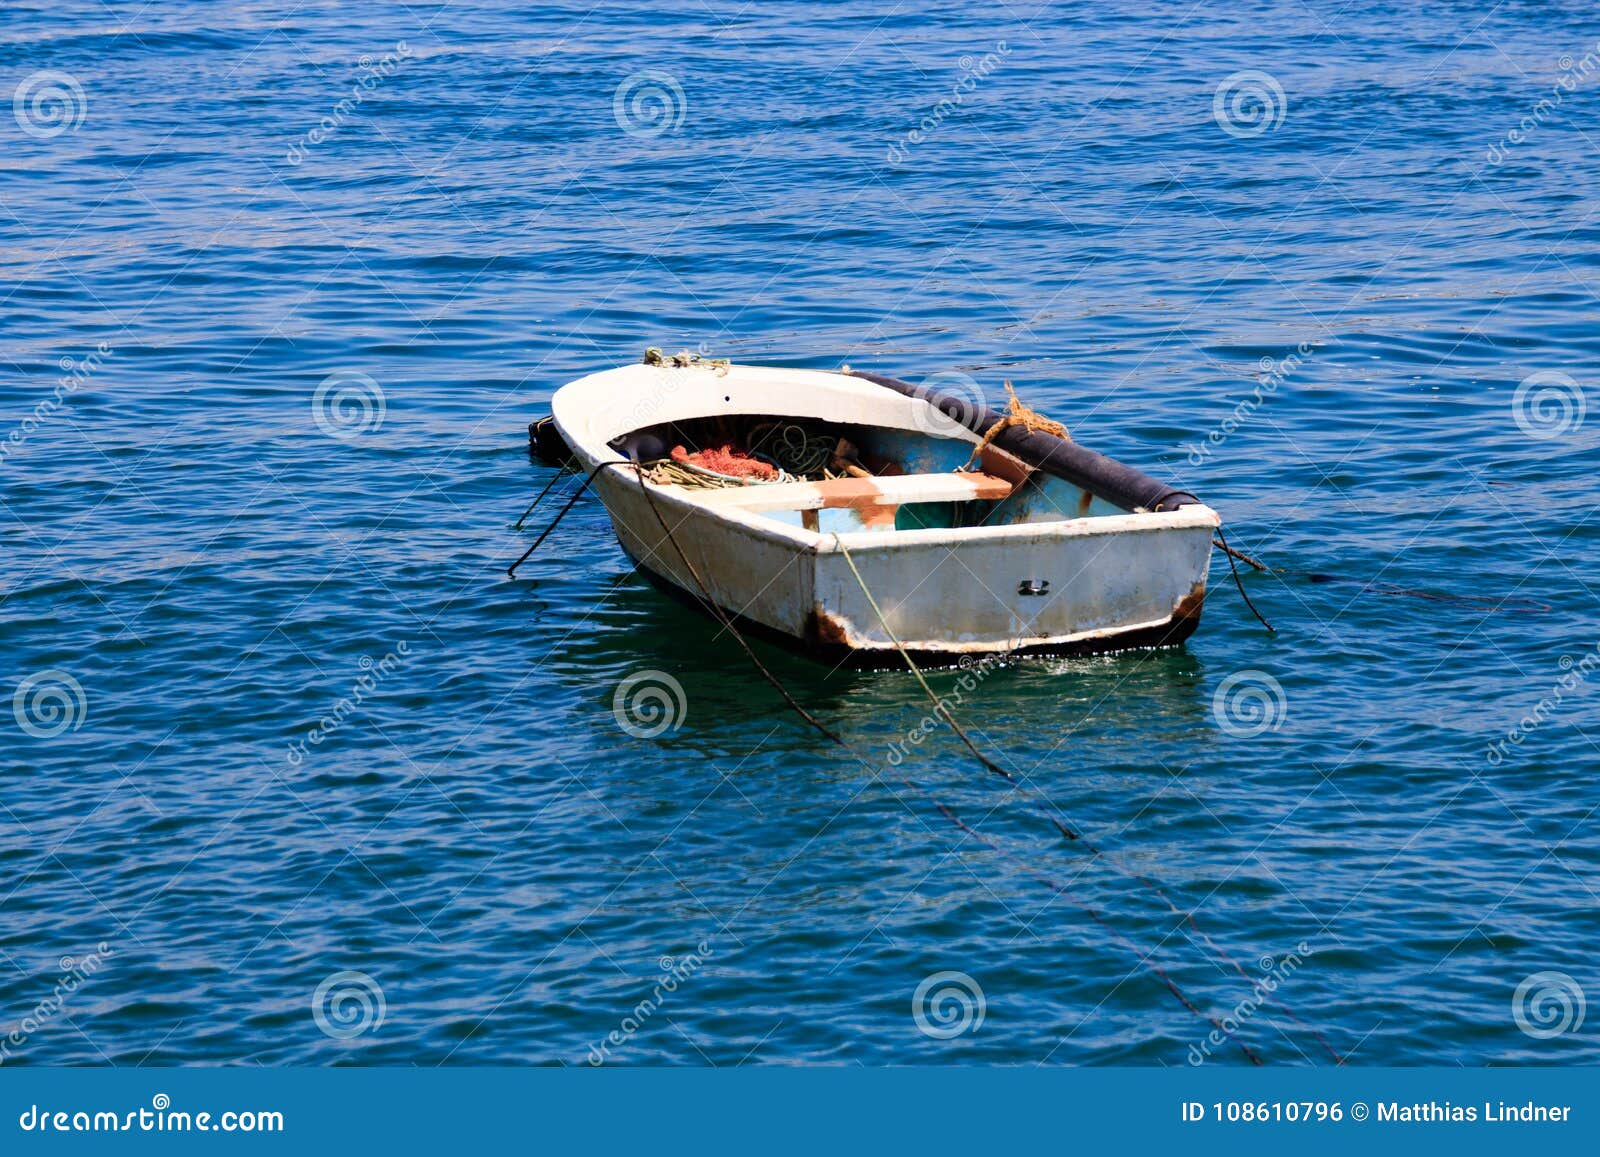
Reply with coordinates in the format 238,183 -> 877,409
670,444 -> 778,480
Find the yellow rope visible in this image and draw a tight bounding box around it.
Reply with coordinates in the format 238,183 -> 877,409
832,535 -> 1020,784
960,380 -> 1069,471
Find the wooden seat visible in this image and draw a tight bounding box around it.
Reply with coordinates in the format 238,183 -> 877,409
692,471 -> 1014,512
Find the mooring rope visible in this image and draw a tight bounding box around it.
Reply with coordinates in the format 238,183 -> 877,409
504,462 -> 1328,1063
628,464 -> 846,743
899,775 -> 1263,1065
507,460 -> 631,579
513,463 -> 573,531
1210,534 -> 1550,615
617,471 -> 1263,1061
1214,528 -> 1277,634
833,531 -> 1340,1065
1213,536 -> 1269,572
833,536 -> 1037,794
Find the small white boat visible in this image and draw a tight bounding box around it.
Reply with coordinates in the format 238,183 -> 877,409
539,360 -> 1220,665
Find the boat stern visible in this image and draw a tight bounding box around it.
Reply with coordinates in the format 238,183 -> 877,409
805,507 -> 1219,663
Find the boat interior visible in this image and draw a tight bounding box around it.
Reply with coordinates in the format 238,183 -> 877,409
610,413 -> 1131,536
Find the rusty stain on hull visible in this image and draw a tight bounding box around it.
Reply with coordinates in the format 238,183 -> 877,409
1171,580 -> 1207,623
807,605 -> 853,648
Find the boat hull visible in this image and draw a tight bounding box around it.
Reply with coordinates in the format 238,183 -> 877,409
592,465 -> 1217,661
629,550 -> 1208,668
548,361 -> 1220,662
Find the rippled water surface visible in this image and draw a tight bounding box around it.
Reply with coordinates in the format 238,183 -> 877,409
3,1 -> 1599,1066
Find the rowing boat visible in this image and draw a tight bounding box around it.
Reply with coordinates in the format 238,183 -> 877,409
535,360 -> 1219,665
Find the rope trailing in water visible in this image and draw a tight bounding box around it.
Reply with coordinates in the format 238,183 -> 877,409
960,381 -> 1070,472
1306,572 -> 1551,611
502,460 -> 1330,1063
506,460 -> 631,579
513,463 -> 573,531
628,489 -> 1262,1061
1209,535 -> 1550,615
832,531 -> 1340,1065
889,771 -> 1263,1066
1214,528 -> 1277,634
628,464 -> 845,744
832,535 -> 1051,803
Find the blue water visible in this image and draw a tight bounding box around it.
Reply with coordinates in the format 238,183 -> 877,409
3,0 -> 1599,1067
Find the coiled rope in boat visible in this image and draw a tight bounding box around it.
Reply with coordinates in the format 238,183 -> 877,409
747,421 -> 839,478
